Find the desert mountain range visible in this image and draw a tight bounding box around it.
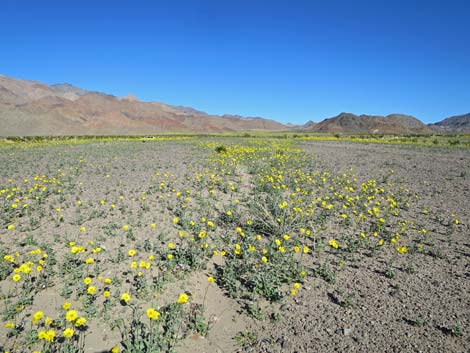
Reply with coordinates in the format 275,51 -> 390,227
0,74 -> 468,136
0,75 -> 286,136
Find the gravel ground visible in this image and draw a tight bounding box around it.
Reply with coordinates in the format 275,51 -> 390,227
0,139 -> 468,353
253,141 -> 470,353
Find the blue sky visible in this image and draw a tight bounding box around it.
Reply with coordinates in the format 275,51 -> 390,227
1,0 -> 469,124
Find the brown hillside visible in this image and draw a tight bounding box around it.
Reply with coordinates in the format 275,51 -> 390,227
311,112 -> 432,134
0,74 -> 287,136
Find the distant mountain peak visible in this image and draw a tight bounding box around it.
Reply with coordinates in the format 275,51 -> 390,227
429,113 -> 470,133
121,93 -> 139,102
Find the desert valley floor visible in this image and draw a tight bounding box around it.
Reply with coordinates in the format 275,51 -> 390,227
0,137 -> 468,353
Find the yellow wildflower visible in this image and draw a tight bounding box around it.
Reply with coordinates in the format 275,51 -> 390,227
328,239 -> 339,249
32,311 -> 44,323
38,329 -> 56,342
75,317 -> 87,327
177,293 -> 189,304
65,310 -> 78,322
63,327 -> 74,338
121,293 -> 131,303
397,246 -> 408,254
146,308 -> 160,320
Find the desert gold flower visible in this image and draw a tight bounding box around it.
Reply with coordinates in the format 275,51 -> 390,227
38,329 -> 56,342
63,327 -> 74,338
146,308 -> 160,320
75,317 -> 87,327
397,246 -> 408,254
121,293 -> 131,303
12,274 -> 21,282
32,311 -> 44,323
62,302 -> 71,310
84,277 -> 92,285
328,239 -> 339,249
87,286 -> 96,295
167,242 -> 175,249
122,225 -> 129,231
7,224 -> 14,230
4,255 -> 14,262
103,290 -> 111,298
177,293 -> 189,304
66,310 -> 78,322
128,249 -> 136,257
207,276 -> 215,283
234,244 -> 241,255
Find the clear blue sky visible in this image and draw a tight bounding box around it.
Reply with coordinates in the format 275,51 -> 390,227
1,0 -> 469,124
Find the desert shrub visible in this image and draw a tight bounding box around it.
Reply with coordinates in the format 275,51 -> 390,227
215,145 -> 227,153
